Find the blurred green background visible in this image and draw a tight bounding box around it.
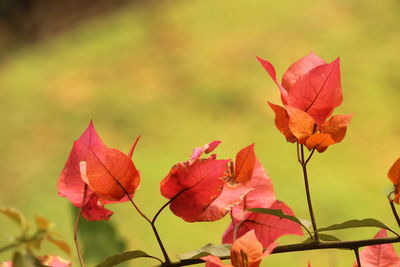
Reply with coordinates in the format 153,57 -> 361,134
0,0 -> 399,266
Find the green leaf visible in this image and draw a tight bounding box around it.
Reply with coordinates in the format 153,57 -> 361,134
318,218 -> 397,235
178,244 -> 231,260
12,252 -> 46,267
0,207 -> 27,232
95,250 -> 161,267
303,233 -> 341,243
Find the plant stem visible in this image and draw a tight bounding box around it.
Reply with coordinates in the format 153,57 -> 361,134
161,236 -> 400,267
113,179 -> 171,264
74,185 -> 87,267
388,194 -> 400,229
354,248 -> 362,267
152,200 -> 172,225
90,150 -> 171,264
299,144 -> 319,241
0,242 -> 18,254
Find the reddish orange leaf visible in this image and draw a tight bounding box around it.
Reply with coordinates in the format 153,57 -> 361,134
287,107 -> 316,144
235,144 -> 256,183
354,229 -> 400,267
268,102 -> 297,143
282,52 -> 326,90
85,145 -> 140,201
305,133 -> 334,153
320,114 -> 353,143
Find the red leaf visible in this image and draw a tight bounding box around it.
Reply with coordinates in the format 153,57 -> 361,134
231,160 -> 276,222
223,200 -> 303,248
58,121 -> 105,207
161,142 -> 255,222
257,56 -> 289,105
287,58 -> 342,124
166,158 -> 230,222
235,144 -> 256,183
287,107 -> 316,144
81,195 -> 113,221
85,145 -> 141,201
354,229 -> 400,267
268,102 -> 297,143
388,158 -> 400,204
282,52 -> 326,90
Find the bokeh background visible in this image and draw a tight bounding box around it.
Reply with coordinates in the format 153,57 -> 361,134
0,0 -> 399,266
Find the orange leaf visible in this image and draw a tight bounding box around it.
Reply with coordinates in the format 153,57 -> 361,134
230,230 -> 264,267
268,102 -> 296,143
305,133 -> 335,152
86,146 -> 140,201
235,144 -> 256,183
388,158 -> 400,204
388,158 -> 400,186
320,114 -> 353,143
287,107 -> 316,144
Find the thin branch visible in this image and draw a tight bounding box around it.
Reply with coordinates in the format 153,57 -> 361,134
152,200 -> 172,225
162,237 -> 400,267
300,144 -> 319,241
74,185 -> 88,267
305,148 -> 316,165
354,248 -> 361,267
0,242 -> 19,254
388,194 -> 400,229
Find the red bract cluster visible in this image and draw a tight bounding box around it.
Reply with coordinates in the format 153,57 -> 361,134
258,52 -> 352,152
57,121 -> 141,221
160,142 -> 255,222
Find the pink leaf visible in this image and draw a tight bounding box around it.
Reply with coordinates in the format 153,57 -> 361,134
354,229 -> 400,267
223,201 -> 303,248
231,160 -> 276,222
282,52 -> 326,90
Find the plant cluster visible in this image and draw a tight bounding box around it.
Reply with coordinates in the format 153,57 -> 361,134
1,53 -> 400,267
